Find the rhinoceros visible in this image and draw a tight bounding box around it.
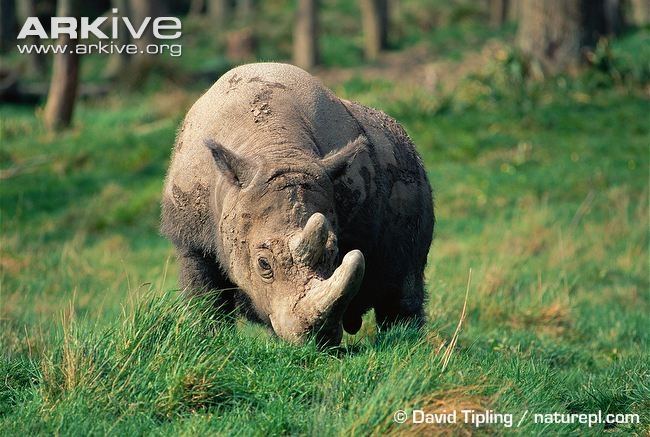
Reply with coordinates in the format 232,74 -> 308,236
161,62 -> 434,346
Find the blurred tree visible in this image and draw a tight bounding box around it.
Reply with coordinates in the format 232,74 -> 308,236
507,0 -> 520,22
15,0 -> 47,76
226,27 -> 256,61
488,0 -> 509,27
130,0 -> 166,59
293,0 -> 319,69
237,0 -> 255,21
0,0 -> 16,53
188,0 -> 205,16
516,0 -> 581,73
359,0 -> 389,60
516,0 -> 624,74
104,0 -> 132,79
120,0 -> 168,84
628,0 -> 649,25
587,0 -> 623,35
43,0 -> 80,130
208,0 -> 231,27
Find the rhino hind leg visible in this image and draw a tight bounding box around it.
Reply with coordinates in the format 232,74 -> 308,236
178,247 -> 237,318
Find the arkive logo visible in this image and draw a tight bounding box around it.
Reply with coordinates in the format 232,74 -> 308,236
16,8 -> 182,57
17,8 -> 181,40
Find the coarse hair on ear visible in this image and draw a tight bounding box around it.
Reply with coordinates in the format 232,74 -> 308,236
321,135 -> 368,181
204,139 -> 258,188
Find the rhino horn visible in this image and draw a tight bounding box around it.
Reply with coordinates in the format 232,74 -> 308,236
299,250 -> 365,343
289,212 -> 331,265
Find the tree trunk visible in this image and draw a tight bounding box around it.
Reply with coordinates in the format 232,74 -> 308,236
516,0 -> 583,74
517,0 -> 625,74
604,0 -> 624,33
189,0 -> 205,16
628,0 -> 650,25
16,0 -> 46,77
488,0 -> 509,27
293,0 -> 319,70
582,0 -> 624,38
378,0 -> 389,48
208,0 -> 231,27
43,0 -> 81,131
0,0 -> 16,53
129,0 -> 165,56
126,0 -> 167,82
104,0 -> 132,79
359,0 -> 383,61
237,0 -> 255,21
507,0 -> 520,22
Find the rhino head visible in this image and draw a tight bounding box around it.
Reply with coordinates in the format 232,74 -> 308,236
205,136 -> 367,346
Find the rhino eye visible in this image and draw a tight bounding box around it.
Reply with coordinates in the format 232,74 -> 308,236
258,257 -> 271,270
257,257 -> 273,279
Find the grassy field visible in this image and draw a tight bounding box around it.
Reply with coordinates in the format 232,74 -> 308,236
1,4 -> 649,435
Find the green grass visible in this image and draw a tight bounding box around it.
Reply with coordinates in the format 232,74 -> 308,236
2,11 -> 649,437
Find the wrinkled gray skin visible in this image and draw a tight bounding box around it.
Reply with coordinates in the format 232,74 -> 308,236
161,63 -> 434,346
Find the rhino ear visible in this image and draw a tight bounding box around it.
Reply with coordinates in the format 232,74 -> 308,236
205,139 -> 257,188
321,135 -> 368,181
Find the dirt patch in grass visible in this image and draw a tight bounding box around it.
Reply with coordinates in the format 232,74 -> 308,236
510,300 -> 572,337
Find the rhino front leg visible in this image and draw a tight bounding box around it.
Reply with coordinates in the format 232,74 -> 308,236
178,247 -> 237,318
374,295 -> 425,332
373,273 -> 426,332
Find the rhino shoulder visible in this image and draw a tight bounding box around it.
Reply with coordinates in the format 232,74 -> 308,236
340,99 -> 425,173
161,115 -> 221,252
338,99 -> 431,223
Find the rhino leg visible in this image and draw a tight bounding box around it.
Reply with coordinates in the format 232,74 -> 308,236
343,309 -> 363,334
178,248 -> 237,318
373,272 -> 426,332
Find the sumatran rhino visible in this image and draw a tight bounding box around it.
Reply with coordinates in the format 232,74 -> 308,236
161,62 -> 434,346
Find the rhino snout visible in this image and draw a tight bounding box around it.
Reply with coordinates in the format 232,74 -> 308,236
269,250 -> 365,345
